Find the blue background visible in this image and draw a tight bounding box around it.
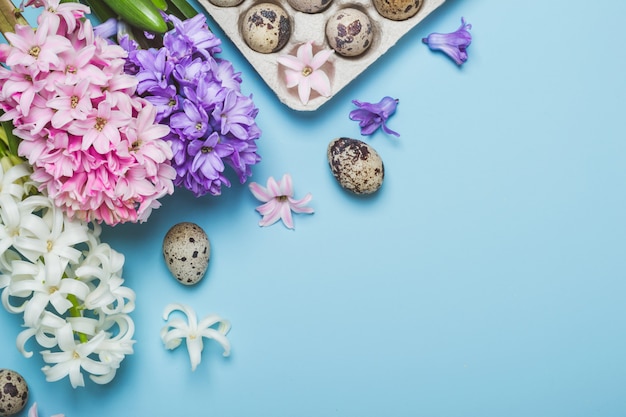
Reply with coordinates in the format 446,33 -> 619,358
2,0 -> 626,416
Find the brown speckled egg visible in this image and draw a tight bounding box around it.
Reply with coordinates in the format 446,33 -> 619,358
325,8 -> 374,57
163,222 -> 211,285
373,0 -> 422,21
242,3 -> 291,53
327,137 -> 384,194
209,0 -> 244,7
0,369 -> 28,417
287,0 -> 332,13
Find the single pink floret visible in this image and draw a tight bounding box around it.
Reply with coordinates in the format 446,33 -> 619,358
249,173 -> 314,229
276,41 -> 334,105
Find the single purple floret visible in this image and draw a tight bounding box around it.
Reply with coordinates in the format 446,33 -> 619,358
170,99 -> 209,139
349,96 -> 400,137
188,131 -> 233,181
212,90 -> 256,140
422,17 -> 472,66
163,13 -> 222,61
134,48 -> 174,95
172,56 -> 208,88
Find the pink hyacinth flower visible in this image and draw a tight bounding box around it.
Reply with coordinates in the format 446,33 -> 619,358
276,41 -> 334,105
249,174 -> 314,229
4,18 -> 72,73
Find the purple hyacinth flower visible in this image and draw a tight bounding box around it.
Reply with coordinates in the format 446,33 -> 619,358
134,48 -> 174,94
422,17 -> 472,66
349,96 -> 400,137
164,13 -> 221,60
170,99 -> 209,139
212,90 -> 255,140
173,56 -> 208,88
145,86 -> 179,122
188,132 -> 233,180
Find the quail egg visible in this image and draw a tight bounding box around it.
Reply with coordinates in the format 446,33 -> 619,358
0,369 -> 28,417
325,8 -> 374,57
327,137 -> 384,194
163,222 -> 211,285
287,0 -> 332,13
209,0 -> 244,7
241,3 -> 291,53
373,0 -> 423,21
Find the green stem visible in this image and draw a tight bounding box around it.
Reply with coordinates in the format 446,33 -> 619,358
67,293 -> 89,343
0,0 -> 28,37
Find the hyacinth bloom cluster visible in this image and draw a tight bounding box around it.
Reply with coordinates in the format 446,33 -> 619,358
123,13 -> 261,197
0,0 -> 175,225
422,17 -> 473,66
0,160 -> 136,388
349,96 -> 400,137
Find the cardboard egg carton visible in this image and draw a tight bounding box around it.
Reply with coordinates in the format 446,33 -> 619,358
197,0 -> 446,111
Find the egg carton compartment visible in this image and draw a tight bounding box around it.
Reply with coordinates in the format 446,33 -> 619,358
198,0 -> 446,111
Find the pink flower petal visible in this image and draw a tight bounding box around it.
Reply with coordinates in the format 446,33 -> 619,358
266,176 -> 281,197
279,202 -> 295,229
249,182 -> 273,202
258,203 -> 283,227
278,173 -> 294,197
289,193 -> 314,213
308,71 -> 331,98
283,69 -> 302,89
296,41 -> 314,65
276,55 -> 305,72
311,48 -> 334,70
297,75 -> 311,105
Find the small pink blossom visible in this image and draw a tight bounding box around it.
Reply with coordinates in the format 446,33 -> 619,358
276,41 -> 334,105
46,80 -> 92,128
249,173 -> 314,229
70,100 -> 130,154
4,19 -> 72,73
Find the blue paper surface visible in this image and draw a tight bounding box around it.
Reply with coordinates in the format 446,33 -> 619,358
1,1 -> 626,416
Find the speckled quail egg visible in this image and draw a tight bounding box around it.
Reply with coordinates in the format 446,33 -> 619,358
325,8 -> 374,57
0,369 -> 28,417
241,3 -> 291,53
327,137 -> 384,194
287,0 -> 332,13
373,0 -> 423,21
209,0 -> 244,7
162,222 -> 211,285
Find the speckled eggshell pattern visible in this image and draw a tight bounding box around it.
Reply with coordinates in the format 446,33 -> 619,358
327,137 -> 384,194
373,0 -> 423,21
241,3 -> 291,53
0,369 -> 28,417
286,0 -> 332,13
209,0 -> 244,7
162,222 -> 211,286
325,8 -> 373,57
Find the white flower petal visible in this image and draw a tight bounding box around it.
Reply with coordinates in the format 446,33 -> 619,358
186,336 -> 204,371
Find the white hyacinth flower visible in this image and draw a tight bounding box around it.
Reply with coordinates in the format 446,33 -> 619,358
161,303 -> 231,372
40,323 -> 111,388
